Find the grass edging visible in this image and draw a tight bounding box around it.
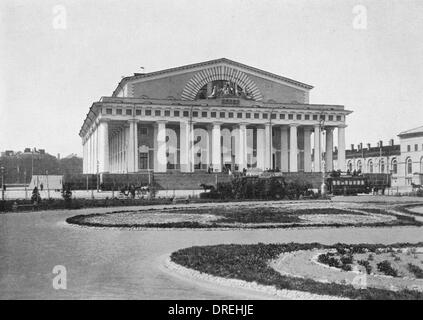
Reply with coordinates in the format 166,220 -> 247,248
163,255 -> 346,300
170,242 -> 423,300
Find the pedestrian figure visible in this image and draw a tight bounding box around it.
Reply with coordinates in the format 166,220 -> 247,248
40,183 -> 44,191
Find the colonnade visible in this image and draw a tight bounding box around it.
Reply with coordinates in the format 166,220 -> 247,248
83,119 -> 346,174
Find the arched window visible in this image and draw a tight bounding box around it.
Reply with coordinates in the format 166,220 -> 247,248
380,160 -> 385,173
368,160 -> 373,173
406,157 -> 413,175
347,161 -> 353,172
357,160 -> 362,172
391,158 -> 397,174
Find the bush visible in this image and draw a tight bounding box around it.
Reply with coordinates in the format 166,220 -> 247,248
377,260 -> 398,277
407,263 -> 423,279
340,255 -> 354,265
341,264 -> 352,271
357,260 -> 372,274
210,176 -> 312,200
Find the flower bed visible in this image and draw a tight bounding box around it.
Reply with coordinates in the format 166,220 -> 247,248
170,242 -> 423,300
65,203 -> 422,229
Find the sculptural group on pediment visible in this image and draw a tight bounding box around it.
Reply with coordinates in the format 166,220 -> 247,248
196,80 -> 254,100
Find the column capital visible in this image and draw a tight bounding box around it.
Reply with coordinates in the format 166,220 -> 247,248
99,117 -> 111,123
212,121 -> 223,127
289,123 -> 300,127
325,126 -> 335,132
238,122 -> 249,128
337,124 -> 348,129
127,118 -> 139,123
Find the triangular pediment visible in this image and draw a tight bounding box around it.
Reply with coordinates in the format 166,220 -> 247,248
114,58 -> 313,102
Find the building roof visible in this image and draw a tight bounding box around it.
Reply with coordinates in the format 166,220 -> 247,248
398,125 -> 423,138
112,58 -> 314,96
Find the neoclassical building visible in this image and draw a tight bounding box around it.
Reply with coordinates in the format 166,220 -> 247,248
80,58 -> 352,174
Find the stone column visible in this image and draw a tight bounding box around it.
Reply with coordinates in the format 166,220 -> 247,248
93,127 -> 98,174
126,119 -> 138,173
280,126 -> 289,172
256,127 -> 265,170
211,122 -> 222,172
264,123 -> 272,169
325,127 -> 334,172
337,125 -> 346,172
179,121 -> 190,172
155,121 -> 167,172
97,119 -> 110,173
303,127 -> 312,172
238,123 -> 248,171
314,126 -> 321,172
289,124 -> 298,172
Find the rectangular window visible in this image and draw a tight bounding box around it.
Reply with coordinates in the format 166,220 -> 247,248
145,109 -> 151,116
288,114 -> 293,120
139,152 -> 148,169
106,108 -> 112,115
262,113 -> 268,119
183,111 -> 189,117
246,113 -> 251,118
220,112 -> 225,118
211,112 -> 216,118
228,112 -> 234,118
237,112 -> 243,118
116,109 -> 122,115
280,114 -> 285,119
192,111 -> 198,117
136,109 -> 142,116
320,115 -> 325,121
140,127 -> 148,135
174,110 -> 180,117
305,114 -> 310,120
202,111 -> 208,117
126,109 -> 132,116
328,115 -> 333,121
415,144 -> 418,151
254,113 -> 260,119
155,110 -> 161,116
296,114 -> 301,120
407,145 -> 411,152
271,114 -> 276,119
313,115 -> 318,120
336,115 -> 342,121
165,110 -> 170,116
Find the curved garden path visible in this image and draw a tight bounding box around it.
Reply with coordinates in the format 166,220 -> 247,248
1,198 -> 423,299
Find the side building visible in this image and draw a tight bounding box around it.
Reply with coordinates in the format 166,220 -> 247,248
338,126 -> 423,191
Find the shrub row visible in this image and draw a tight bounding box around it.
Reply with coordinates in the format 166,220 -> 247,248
204,176 -> 316,200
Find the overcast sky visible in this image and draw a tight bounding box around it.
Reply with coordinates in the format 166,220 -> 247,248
1,0 -> 422,157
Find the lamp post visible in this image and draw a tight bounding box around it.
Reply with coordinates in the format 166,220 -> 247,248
24,170 -> 28,200
46,170 -> 50,199
319,117 -> 327,196
1,166 -> 5,201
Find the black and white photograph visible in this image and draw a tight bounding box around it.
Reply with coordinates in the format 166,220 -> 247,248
1,0 -> 423,308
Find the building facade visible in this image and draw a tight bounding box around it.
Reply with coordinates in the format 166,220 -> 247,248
80,58 -> 352,174
340,126 -> 423,191
397,126 -> 423,189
